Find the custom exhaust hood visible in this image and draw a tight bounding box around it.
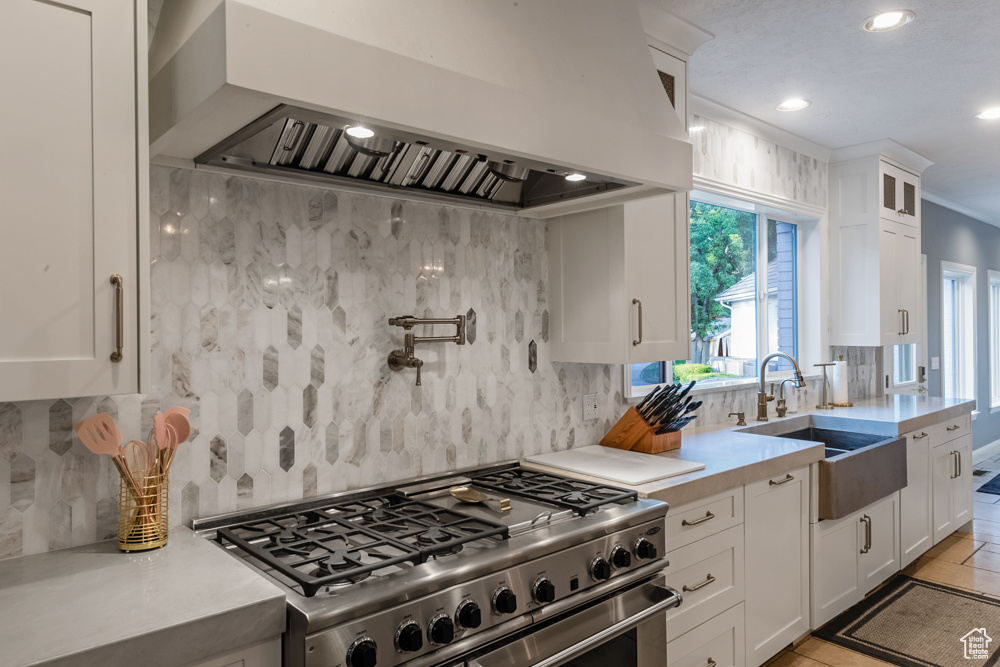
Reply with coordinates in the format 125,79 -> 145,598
149,0 -> 692,218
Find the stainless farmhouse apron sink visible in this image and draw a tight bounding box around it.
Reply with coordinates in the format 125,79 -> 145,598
740,416 -> 907,520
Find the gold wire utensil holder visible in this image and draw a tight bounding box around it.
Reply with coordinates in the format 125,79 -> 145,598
118,468 -> 168,551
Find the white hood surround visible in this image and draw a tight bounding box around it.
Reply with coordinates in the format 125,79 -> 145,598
149,0 -> 692,217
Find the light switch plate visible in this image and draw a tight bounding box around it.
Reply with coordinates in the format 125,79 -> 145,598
931,356 -> 940,370
583,393 -> 599,421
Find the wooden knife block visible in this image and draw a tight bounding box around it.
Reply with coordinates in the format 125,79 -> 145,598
600,406 -> 682,454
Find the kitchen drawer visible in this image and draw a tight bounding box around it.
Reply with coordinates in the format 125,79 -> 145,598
664,525 -> 745,640
665,488 -> 744,552
667,603 -> 745,667
910,414 -> 971,449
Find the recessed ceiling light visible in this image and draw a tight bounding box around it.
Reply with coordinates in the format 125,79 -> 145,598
565,173 -> 587,182
345,125 -> 374,138
777,98 -> 811,112
862,10 -> 915,32
976,107 -> 1000,120
689,125 -> 706,132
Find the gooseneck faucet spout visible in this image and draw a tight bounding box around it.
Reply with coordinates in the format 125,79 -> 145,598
757,352 -> 805,421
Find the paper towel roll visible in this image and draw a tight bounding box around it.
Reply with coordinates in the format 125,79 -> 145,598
831,360 -> 849,405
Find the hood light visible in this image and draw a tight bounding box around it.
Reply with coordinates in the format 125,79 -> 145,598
777,98 -> 811,112
565,173 -> 587,182
976,108 -> 1000,120
862,10 -> 914,32
689,125 -> 706,132
346,125 -> 374,138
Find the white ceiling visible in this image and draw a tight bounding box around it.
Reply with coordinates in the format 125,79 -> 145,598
660,0 -> 1000,223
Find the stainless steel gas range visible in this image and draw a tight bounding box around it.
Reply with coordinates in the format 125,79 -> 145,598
192,463 -> 681,667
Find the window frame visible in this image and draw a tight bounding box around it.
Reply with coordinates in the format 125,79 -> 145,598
626,193 -> 804,397
988,269 -> 1000,410
941,260 -> 976,407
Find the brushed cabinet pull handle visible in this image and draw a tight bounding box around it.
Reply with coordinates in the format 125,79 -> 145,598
865,515 -> 872,553
947,425 -> 961,431
913,432 -> 928,439
904,309 -> 909,335
681,511 -> 716,526
110,274 -> 124,363
632,298 -> 642,346
951,451 -> 958,479
682,573 -> 715,592
898,309 -> 905,336
769,474 -> 794,486
958,451 -> 962,477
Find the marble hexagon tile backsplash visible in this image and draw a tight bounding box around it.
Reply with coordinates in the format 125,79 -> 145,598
0,166 -> 627,559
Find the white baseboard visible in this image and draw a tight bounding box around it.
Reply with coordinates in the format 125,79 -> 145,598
973,438 -> 1000,465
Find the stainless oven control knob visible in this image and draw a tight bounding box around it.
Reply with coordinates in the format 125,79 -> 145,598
395,621 -> 423,653
456,600 -> 482,629
492,586 -> 518,614
347,637 -> 378,667
611,546 -> 632,569
591,556 -> 612,581
532,578 -> 556,604
428,614 -> 455,645
634,538 -> 658,561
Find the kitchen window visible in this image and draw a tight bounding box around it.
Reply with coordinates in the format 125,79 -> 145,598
941,262 -> 976,404
989,270 -> 1000,409
630,198 -> 799,392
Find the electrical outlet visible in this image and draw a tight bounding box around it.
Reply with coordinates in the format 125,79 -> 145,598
931,356 -> 940,370
583,393 -> 599,421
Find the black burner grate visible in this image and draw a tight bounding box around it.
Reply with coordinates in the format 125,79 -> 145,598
468,469 -> 637,515
216,496 -> 508,596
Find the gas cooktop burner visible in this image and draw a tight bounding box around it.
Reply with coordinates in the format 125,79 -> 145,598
560,491 -> 592,505
272,527 -> 310,545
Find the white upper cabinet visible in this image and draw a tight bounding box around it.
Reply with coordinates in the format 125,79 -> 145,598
0,0 -> 147,401
548,194 -> 691,365
828,148 -> 929,347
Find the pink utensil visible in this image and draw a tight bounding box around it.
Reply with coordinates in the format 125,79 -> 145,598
74,413 -> 139,496
162,411 -> 191,470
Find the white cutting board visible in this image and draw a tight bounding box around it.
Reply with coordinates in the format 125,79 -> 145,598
525,445 -> 705,485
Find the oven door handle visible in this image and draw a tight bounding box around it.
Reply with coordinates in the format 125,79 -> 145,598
467,579 -> 682,667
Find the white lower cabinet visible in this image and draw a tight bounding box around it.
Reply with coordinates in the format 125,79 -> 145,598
183,637 -> 281,667
664,525 -> 745,641
743,467 -> 809,667
668,603 -> 745,667
810,492 -> 900,628
932,434 -> 973,543
899,429 -> 933,567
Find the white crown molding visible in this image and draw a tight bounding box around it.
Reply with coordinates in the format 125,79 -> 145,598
638,3 -> 714,58
922,189 -> 998,228
830,139 -> 934,174
689,95 -> 832,164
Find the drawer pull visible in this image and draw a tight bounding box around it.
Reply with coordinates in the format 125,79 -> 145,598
947,425 -> 961,431
110,274 -> 124,363
769,474 -> 794,486
682,573 -> 716,592
707,660 -> 717,667
912,432 -> 928,439
681,511 -> 716,527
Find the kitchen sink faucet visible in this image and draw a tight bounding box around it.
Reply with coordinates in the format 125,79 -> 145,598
757,352 -> 806,421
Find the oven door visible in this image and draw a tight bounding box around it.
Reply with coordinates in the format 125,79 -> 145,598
464,573 -> 680,667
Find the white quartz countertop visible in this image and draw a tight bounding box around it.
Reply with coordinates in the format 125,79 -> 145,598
0,528 -> 285,667
525,394 -> 975,507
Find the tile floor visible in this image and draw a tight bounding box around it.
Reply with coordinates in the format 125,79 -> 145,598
764,461 -> 1000,667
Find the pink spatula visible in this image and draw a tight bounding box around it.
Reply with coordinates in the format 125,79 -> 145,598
74,413 -> 137,494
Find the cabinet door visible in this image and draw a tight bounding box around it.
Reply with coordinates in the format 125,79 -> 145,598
932,442 -> 957,544
878,221 -> 902,346
810,513 -> 863,628
858,493 -> 900,594
0,0 -> 139,401
900,430 -> 933,567
880,161 -> 920,224
896,223 -> 921,345
624,193 -> 690,364
744,468 -> 809,667
952,436 -> 973,529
